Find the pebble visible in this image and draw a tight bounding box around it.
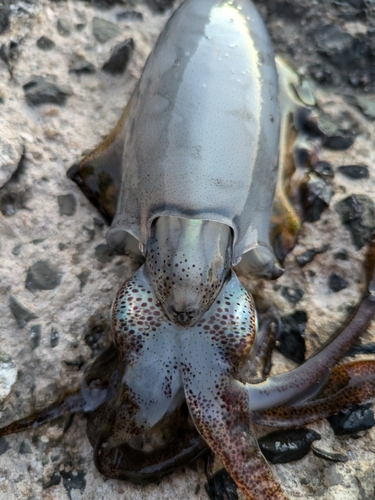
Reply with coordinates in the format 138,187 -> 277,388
338,164 -> 369,179
311,446 -> 348,463
277,310 -> 307,363
92,17 -> 122,43
300,174 -> 333,222
0,5 -> 10,34
102,38 -> 135,75
57,18 -> 72,37
9,295 -> 38,328
30,324 -> 42,349
335,194 -> 375,249
43,472 -> 61,489
281,286 -> 304,304
94,244 -> 115,263
116,11 -> 143,22
23,77 -> 73,106
25,260 -> 63,292
328,272 -> 349,292
0,437 -> 10,455
146,0 -> 177,12
58,193 -> 77,216
313,160 -> 334,178
0,350 -> 17,410
296,245 -> 329,267
60,469 -> 86,495
0,137 -> 24,188
328,403 -> 375,435
324,135 -> 355,150
69,59 -> 96,75
36,36 -> 55,51
258,428 -> 321,464
50,327 -> 59,348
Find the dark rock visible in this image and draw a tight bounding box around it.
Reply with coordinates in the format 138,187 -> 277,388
338,165 -> 369,179
259,428 -> 321,464
300,174 -> 333,222
60,470 -> 86,496
335,195 -> 375,249
50,327 -> 59,348
30,324 -> 41,349
277,310 -> 307,363
92,17 -> 122,43
309,64 -> 333,84
328,273 -> 349,292
145,0 -> 176,12
57,18 -> 72,37
281,286 -> 304,304
324,135 -> 354,150
76,23 -> 86,32
43,473 -> 61,489
93,217 -> 104,227
12,244 -> 22,256
296,245 -> 329,267
83,225 -> 95,240
334,249 -> 349,260
77,270 -> 91,289
58,194 -> 77,216
0,6 -> 10,34
328,403 -> 375,435
63,356 -> 85,370
205,468 -> 238,500
347,342 -> 375,357
0,41 -> 20,67
0,187 -> 29,216
311,446 -> 348,463
69,59 -> 96,75
58,243 -> 67,251
102,38 -> 134,75
25,260 -> 63,292
94,244 -> 115,263
23,77 -> 73,106
36,36 -> 55,51
333,0 -> 366,10
116,10 -> 143,21
9,296 -> 38,328
19,441 -> 32,454
313,160 -> 334,178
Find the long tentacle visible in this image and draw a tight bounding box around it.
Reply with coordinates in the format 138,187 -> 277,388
253,360 -> 375,427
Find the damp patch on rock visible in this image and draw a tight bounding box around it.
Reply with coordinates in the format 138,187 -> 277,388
23,77 -> 73,106
25,260 -> 63,292
259,428 -> 321,464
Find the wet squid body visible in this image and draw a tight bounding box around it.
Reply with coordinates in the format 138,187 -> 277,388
3,1 -> 375,499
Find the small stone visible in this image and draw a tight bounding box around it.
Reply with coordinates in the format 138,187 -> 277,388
314,161 -> 334,178
9,296 -> 38,328
324,135 -> 355,150
312,25 -> 354,56
102,38 -> 134,75
0,351 -> 17,411
259,428 -> 321,464
30,324 -> 42,349
58,194 -> 77,216
93,217 -> 104,227
58,243 -> 67,251
334,249 -> 349,260
0,137 -> 24,188
19,441 -> 32,454
0,41 -> 19,67
50,327 -> 59,348
36,36 -> 55,51
12,244 -> 22,256
335,194 -> 375,249
300,174 -> 333,222
281,286 -> 304,304
23,77 -> 73,106
312,446 -> 348,463
328,273 -> 349,292
83,225 -> 95,240
25,260 -> 63,292
328,403 -> 375,435
338,164 -> 369,179
92,17 -> 122,43
61,470 -> 86,495
277,310 -> 307,363
94,244 -> 115,263
57,18 -> 72,37
0,6 -> 10,35
296,245 -> 329,267
333,0 -> 366,8
116,11 -> 143,21
204,468 -> 238,500
43,473 -> 61,489
69,58 -> 96,75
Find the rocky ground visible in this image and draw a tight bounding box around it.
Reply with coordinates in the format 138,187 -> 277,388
0,0 -> 375,499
